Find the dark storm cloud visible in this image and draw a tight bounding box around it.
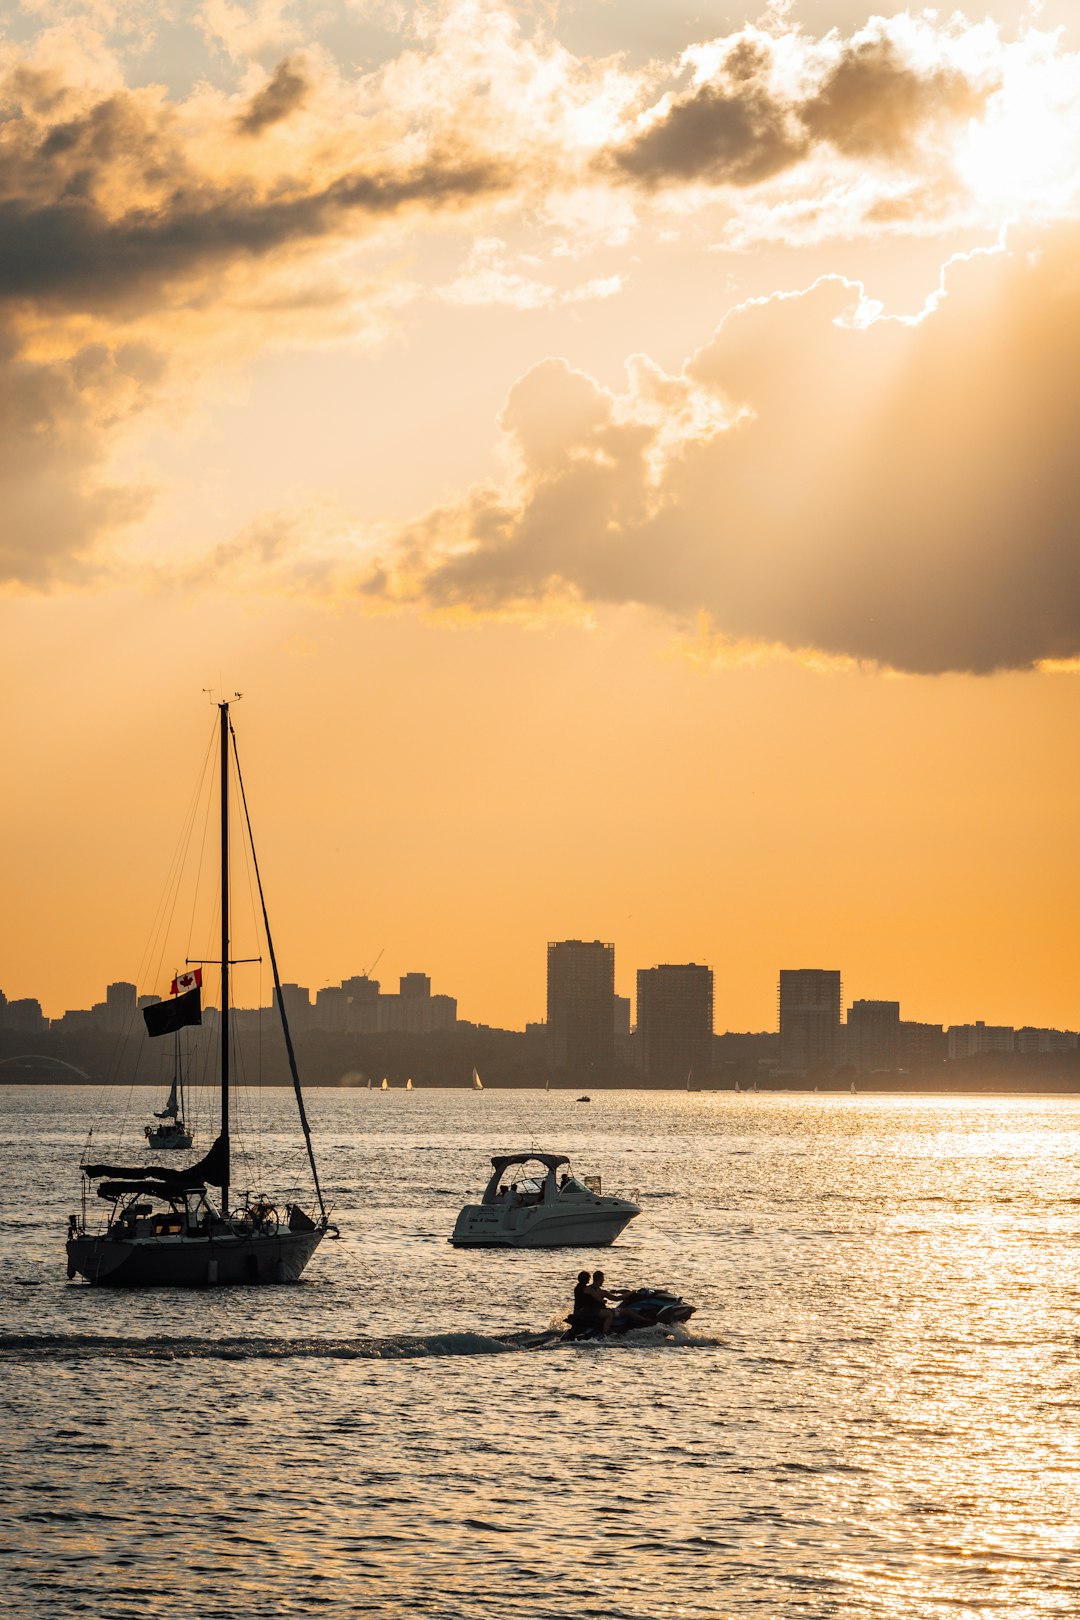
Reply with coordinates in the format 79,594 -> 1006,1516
235,58 -> 311,136
361,227 -> 1080,676
612,31 -> 990,189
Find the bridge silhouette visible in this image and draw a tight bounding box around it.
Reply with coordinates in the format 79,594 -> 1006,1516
0,1054 -> 92,1080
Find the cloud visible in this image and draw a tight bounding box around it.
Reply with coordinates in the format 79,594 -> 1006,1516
358,224 -> 1080,675
235,56 -> 310,135
802,35 -> 986,159
0,335 -> 157,585
1,4 -> 1078,598
437,236 -> 623,309
613,37 -> 808,188
0,79 -> 508,317
611,22 -> 995,192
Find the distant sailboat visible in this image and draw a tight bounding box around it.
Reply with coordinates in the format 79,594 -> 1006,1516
380,1077 -> 389,1091
685,1068 -> 693,1093
405,1077 -> 413,1091
145,1035 -> 193,1150
472,1068 -> 484,1090
366,1077 -> 372,1089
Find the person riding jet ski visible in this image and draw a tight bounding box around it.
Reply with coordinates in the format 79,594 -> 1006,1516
563,1270 -> 694,1340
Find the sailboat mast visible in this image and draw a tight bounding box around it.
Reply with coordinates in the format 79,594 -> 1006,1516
219,699 -> 230,1216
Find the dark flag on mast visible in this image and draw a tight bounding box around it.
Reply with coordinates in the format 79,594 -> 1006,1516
143,986 -> 202,1037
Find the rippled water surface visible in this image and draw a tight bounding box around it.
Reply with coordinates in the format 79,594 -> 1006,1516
3,1085 -> 1080,1617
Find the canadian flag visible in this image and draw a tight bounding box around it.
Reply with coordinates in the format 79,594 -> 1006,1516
171,968 -> 203,996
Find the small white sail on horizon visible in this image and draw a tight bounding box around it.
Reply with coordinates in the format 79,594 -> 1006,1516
380,1077 -> 388,1091
472,1068 -> 484,1090
405,1077 -> 413,1091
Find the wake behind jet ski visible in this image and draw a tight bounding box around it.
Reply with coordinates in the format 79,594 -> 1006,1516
562,1269 -> 696,1340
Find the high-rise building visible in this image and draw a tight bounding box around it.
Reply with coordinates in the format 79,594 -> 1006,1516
636,964 -> 714,1082
547,940 -> 615,1076
276,982 -> 312,1033
899,1021 -> 947,1068
846,999 -> 900,1072
1017,1027 -> 1079,1054
343,975 -> 380,1034
104,981 -> 137,1034
778,969 -> 841,1073
379,973 -> 457,1033
947,1022 -> 1015,1060
314,985 -> 349,1032
3,997 -> 47,1033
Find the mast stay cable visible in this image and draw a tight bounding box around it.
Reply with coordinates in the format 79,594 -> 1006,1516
228,718 -> 327,1222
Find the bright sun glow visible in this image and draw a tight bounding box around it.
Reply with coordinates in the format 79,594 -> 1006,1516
954,48 -> 1080,215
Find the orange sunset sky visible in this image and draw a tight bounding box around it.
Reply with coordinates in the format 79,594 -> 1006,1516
1,0 -> 1078,1034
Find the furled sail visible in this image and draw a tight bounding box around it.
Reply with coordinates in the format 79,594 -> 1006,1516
83,1133 -> 227,1190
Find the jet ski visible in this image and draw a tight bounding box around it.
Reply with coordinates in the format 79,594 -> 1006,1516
562,1285 -> 696,1341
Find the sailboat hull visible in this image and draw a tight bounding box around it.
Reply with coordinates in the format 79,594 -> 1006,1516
144,1126 -> 193,1150
66,1228 -> 324,1287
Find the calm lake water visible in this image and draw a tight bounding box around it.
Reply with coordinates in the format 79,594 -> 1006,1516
2,1084 -> 1079,1618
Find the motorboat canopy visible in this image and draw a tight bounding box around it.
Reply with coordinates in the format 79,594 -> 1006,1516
482,1153 -> 569,1205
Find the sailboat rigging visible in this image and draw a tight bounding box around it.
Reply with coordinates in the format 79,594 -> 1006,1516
66,699 -> 337,1287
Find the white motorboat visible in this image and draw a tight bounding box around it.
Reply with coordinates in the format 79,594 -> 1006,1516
449,1152 -> 640,1248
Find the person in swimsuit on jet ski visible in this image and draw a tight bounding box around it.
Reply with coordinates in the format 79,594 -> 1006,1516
568,1270 -> 650,1336
591,1270 -> 650,1331
571,1269 -> 613,1334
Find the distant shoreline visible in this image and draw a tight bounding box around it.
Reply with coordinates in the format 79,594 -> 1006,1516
4,1077 -> 1080,1095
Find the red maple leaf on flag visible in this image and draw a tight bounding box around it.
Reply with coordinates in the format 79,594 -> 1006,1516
170,967 -> 203,997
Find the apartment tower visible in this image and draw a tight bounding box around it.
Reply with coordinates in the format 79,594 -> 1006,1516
778,969 -> 841,1073
636,964 -> 714,1083
547,940 -> 616,1077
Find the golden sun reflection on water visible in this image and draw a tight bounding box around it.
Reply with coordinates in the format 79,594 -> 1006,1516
3,1088 -> 1080,1617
